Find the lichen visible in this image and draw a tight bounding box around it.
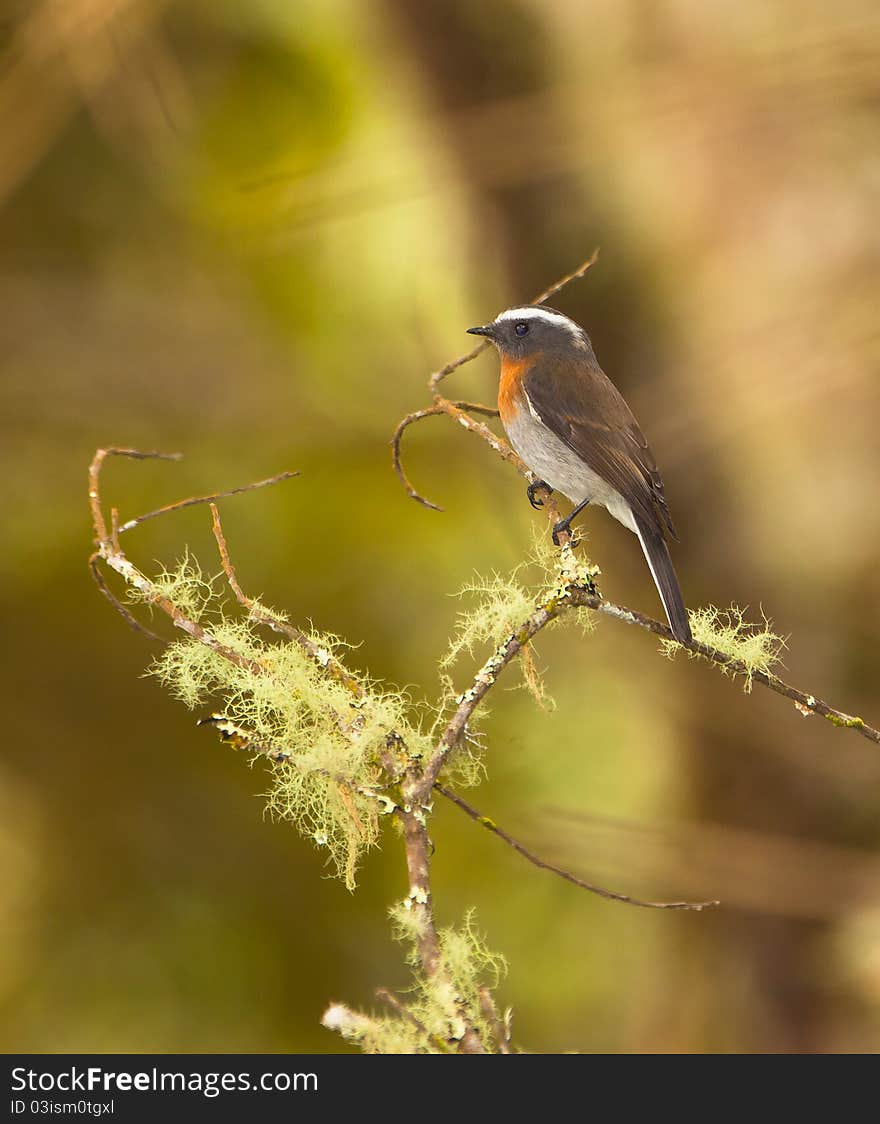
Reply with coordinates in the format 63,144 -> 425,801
441,571 -> 536,671
435,544 -> 602,767
326,908 -> 509,1053
144,557 -> 433,889
824,712 -> 864,730
135,552 -> 216,622
662,604 -> 786,691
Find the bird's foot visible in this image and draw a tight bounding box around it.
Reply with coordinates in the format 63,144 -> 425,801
551,498 -> 590,547
552,517 -> 576,547
527,480 -> 553,509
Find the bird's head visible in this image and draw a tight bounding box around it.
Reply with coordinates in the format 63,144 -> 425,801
467,305 -> 593,360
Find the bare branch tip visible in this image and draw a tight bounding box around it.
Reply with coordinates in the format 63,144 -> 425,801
435,784 -> 716,913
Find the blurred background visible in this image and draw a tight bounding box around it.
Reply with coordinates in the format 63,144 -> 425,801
2,0 -> 879,1054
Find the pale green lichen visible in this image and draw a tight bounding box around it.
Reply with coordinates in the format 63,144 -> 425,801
138,553 -> 217,622
441,568 -> 550,716
321,1004 -> 423,1054
441,572 -> 536,671
433,544 -> 602,782
143,558 -> 433,889
662,604 -> 786,691
327,907 -> 509,1053
439,541 -> 601,720
531,531 -> 601,598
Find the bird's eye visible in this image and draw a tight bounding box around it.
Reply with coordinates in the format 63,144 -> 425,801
514,321 -> 529,336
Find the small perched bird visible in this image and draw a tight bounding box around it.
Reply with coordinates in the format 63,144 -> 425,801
467,305 -> 692,643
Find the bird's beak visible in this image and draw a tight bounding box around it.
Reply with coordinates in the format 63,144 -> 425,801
466,324 -> 496,339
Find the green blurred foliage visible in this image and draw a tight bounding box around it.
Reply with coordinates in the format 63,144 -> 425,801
1,0 -> 880,1053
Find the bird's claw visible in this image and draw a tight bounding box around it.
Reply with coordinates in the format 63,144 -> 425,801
527,480 -> 552,510
551,519 -> 577,547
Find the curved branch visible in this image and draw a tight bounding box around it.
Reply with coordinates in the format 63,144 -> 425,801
391,405 -> 447,510
391,401 -> 502,512
435,784 -> 717,912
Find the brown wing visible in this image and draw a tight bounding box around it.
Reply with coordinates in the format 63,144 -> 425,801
523,354 -> 678,540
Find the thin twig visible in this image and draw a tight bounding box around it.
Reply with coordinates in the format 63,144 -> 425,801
426,248 -> 598,393
532,247 -> 600,304
210,503 -> 367,702
89,447 -> 182,546
392,399 -> 531,513
435,784 -> 718,912
428,341 -> 490,394
88,552 -> 164,641
454,400 -> 501,418
117,471 -> 299,534
89,458 -> 300,679
390,400 -> 500,511
196,714 -> 402,825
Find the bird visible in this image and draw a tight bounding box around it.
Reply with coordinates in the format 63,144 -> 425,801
467,305 -> 692,643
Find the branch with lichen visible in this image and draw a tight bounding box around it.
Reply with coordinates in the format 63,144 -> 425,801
392,260 -> 879,749
87,255 -> 877,1057
87,444 -> 712,1053
89,449 -> 495,1050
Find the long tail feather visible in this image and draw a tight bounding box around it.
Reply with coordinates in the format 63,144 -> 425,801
632,513 -> 692,643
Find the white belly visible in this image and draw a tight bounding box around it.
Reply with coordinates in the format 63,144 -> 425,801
505,409 -> 637,534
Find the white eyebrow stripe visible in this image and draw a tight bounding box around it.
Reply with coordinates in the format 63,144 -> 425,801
495,306 -> 578,330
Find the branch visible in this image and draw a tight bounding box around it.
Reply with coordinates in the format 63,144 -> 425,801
422,571 -> 878,793
531,247 -> 601,305
88,447 -> 181,544
88,551 -> 164,641
478,987 -> 512,1055
211,510 -> 482,1049
375,989 -> 453,1054
391,405 -> 446,510
572,592 -> 880,745
435,784 -> 718,912
196,714 -> 398,812
88,449 -> 485,1051
392,251 -> 879,753
391,400 -> 501,511
89,450 -> 294,678
420,593 -> 563,797
117,471 -> 299,534
428,343 -> 489,395
209,503 -> 367,704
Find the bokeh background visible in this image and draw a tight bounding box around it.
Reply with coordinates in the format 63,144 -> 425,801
2,0 -> 880,1054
